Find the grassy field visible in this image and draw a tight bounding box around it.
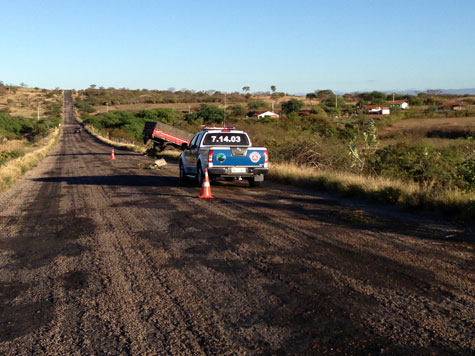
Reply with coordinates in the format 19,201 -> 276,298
380,116 -> 475,137
91,94 -> 317,114
0,87 -> 63,117
0,87 -> 63,191
0,127 -> 60,192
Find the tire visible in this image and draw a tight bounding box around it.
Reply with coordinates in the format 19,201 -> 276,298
249,177 -> 261,187
179,161 -> 187,183
196,164 -> 205,187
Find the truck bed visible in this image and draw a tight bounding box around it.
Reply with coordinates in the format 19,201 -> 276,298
143,121 -> 194,149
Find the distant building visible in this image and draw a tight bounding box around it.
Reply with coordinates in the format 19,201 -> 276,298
362,105 -> 390,115
441,102 -> 466,111
256,111 -> 279,119
390,100 -> 409,110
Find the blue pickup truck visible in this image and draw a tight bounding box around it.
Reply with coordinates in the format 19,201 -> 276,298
179,127 -> 269,187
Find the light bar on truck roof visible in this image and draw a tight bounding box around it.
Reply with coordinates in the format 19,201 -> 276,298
201,126 -> 236,131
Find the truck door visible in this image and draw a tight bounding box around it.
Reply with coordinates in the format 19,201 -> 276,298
184,133 -> 201,174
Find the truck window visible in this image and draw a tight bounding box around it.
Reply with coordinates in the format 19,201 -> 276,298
202,133 -> 250,146
189,134 -> 200,149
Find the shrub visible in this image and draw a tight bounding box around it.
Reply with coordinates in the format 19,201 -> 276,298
185,104 -> 228,125
0,149 -> 24,166
75,99 -> 95,113
365,143 -> 471,190
303,115 -> 336,137
281,99 -> 304,114
248,100 -> 270,111
84,109 -> 183,141
310,105 -> 328,119
0,114 -> 34,139
229,105 -> 247,118
453,158 -> 475,191
136,108 -> 177,125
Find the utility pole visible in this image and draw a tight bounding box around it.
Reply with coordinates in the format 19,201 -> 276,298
223,93 -> 227,126
37,105 -> 40,121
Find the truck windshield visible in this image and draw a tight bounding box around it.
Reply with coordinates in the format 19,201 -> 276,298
202,133 -> 249,146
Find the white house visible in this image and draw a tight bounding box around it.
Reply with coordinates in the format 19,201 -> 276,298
256,111 -> 279,119
390,101 -> 409,110
363,105 -> 390,115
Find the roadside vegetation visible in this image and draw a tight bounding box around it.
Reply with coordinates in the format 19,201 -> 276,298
75,86 -> 475,226
0,84 -> 63,192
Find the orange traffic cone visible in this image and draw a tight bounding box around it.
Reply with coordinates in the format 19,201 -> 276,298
110,149 -> 116,160
199,168 -> 213,199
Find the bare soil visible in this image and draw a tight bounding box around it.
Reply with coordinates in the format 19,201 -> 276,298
0,91 -> 473,355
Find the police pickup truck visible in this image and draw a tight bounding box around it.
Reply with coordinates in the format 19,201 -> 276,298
179,127 -> 269,187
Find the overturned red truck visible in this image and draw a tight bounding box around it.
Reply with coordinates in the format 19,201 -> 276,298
142,121 -> 194,152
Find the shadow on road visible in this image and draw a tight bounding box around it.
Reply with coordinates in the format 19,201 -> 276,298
47,152 -> 139,157
233,193 -> 475,243
33,174 -> 181,187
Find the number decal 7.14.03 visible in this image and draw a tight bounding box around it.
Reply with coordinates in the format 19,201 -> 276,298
203,133 -> 249,146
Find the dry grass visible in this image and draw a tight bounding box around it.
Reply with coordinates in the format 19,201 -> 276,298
0,88 -> 63,192
268,162 -> 474,226
0,87 -> 62,118
89,94 -> 319,114
268,162 -> 419,196
0,139 -> 28,153
380,117 -> 475,137
0,88 -> 62,118
0,128 -> 60,192
156,149 -> 182,159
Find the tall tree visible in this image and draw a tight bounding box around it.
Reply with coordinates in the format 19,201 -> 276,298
281,99 -> 304,114
316,89 -> 333,99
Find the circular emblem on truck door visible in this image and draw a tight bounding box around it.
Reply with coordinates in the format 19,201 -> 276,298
249,151 -> 261,163
217,153 -> 226,162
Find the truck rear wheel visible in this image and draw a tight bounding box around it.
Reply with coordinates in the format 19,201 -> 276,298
196,165 -> 205,187
249,177 -> 261,187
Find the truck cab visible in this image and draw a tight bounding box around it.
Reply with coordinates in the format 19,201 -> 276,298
179,127 -> 269,187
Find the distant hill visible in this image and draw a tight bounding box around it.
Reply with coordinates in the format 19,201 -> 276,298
439,88 -> 475,95
391,89 -> 475,96
296,88 -> 475,96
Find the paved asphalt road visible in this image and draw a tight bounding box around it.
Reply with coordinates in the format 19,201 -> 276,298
0,91 -> 473,355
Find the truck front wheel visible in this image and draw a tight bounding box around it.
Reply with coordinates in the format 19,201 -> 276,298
179,161 -> 187,183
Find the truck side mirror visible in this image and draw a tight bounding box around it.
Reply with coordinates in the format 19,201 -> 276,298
181,142 -> 188,150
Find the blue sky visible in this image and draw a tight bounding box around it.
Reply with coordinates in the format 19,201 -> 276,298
1,0 -> 474,93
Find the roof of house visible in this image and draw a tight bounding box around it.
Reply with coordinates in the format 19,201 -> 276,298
256,111 -> 279,116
